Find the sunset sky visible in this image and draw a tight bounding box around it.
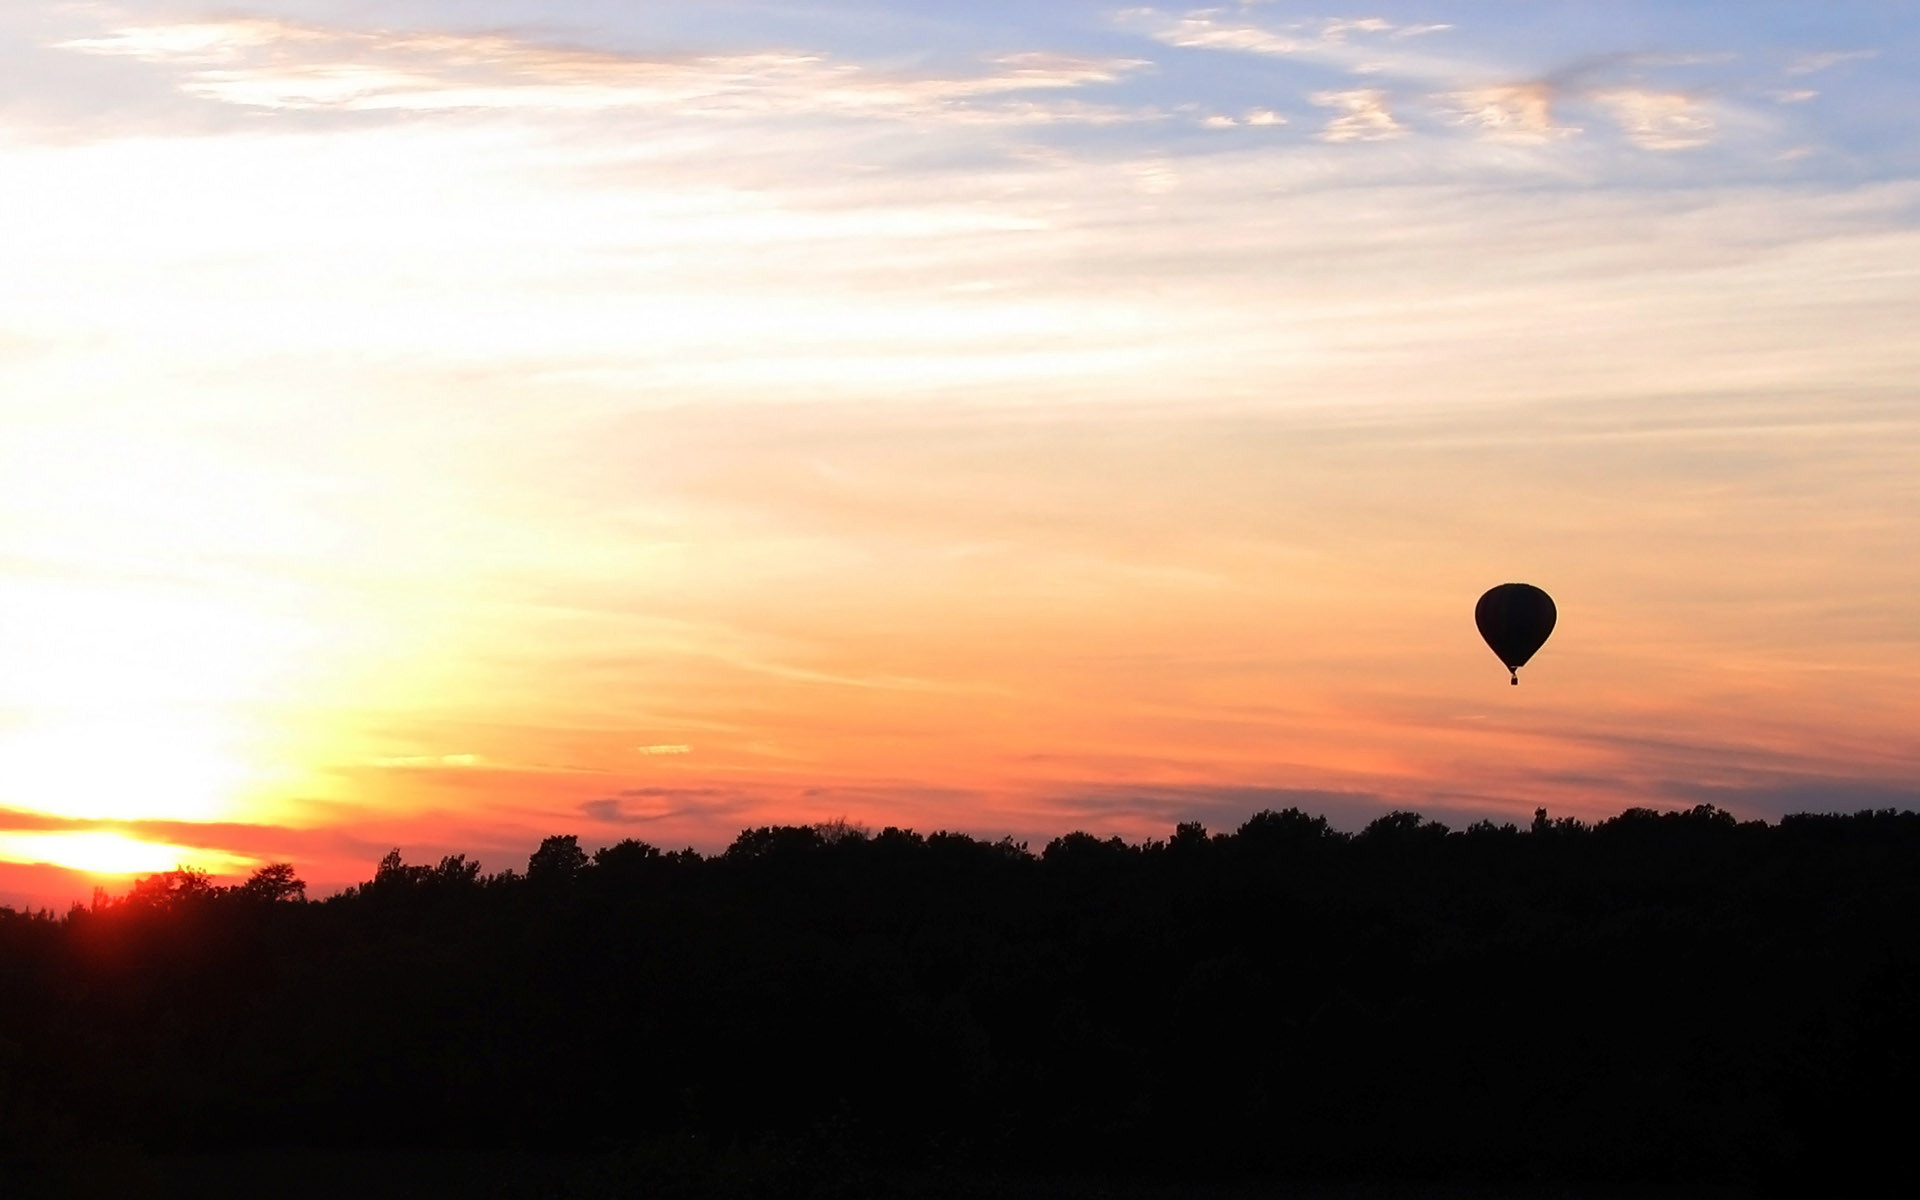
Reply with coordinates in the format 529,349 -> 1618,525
2,1 -> 1916,906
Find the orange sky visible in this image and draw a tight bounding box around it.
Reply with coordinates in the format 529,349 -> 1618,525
2,3 -> 1916,907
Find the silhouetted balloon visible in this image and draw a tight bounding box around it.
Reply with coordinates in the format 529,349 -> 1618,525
1476,583 -> 1556,685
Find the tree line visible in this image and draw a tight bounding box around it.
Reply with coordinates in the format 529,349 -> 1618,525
1,804 -> 1916,1196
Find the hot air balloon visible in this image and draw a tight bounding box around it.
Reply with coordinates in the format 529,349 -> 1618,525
1476,583 -> 1556,685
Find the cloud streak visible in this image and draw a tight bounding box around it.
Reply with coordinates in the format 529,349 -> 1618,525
1786,49 -> 1879,76
584,787 -> 757,825
59,18 -> 1152,125
1133,8 -> 1452,60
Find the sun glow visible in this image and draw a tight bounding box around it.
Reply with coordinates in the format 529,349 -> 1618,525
0,712 -> 263,823
0,831 -> 253,877
0,561 -> 309,822
0,430 -> 366,826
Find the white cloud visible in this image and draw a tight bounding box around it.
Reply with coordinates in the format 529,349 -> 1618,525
1596,89 -> 1715,150
637,744 -> 693,756
1312,89 -> 1405,142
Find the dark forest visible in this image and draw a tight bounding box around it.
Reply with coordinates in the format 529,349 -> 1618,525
2,804 -> 1915,1198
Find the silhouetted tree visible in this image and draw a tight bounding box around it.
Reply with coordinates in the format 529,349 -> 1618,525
1531,806 -> 1589,836
119,865 -> 216,910
1168,821 -> 1209,852
592,838 -> 660,870
1236,806 -> 1339,849
1040,831 -> 1133,864
433,854 -> 482,886
526,834 -> 589,884
1358,810 -> 1450,843
372,847 -> 427,888
724,824 -> 825,861
234,862 -> 306,903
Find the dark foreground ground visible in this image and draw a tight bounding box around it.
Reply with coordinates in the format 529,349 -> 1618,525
2,1148 -> 1751,1200
2,804 -> 1914,1198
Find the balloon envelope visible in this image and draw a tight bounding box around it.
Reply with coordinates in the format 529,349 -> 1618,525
1475,584 -> 1556,682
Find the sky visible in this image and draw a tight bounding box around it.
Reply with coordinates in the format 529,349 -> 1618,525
1,1 -> 1916,905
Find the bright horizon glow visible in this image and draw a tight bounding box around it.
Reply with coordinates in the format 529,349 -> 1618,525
2,1 -> 1917,906
0,830 -> 256,877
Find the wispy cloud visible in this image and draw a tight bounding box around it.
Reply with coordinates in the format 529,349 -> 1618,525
1124,5 -> 1473,90
1132,8 -> 1451,58
584,787 -> 757,824
1786,49 -> 1879,76
59,19 -> 1151,125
